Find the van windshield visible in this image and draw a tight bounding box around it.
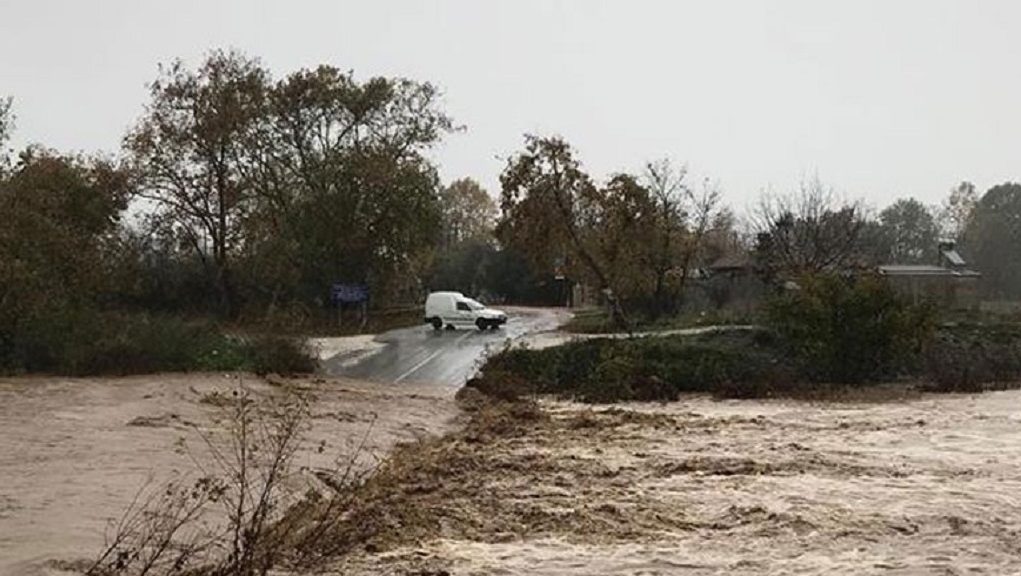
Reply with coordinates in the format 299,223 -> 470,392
464,298 -> 485,310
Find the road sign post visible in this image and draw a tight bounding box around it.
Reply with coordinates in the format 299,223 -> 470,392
331,283 -> 370,330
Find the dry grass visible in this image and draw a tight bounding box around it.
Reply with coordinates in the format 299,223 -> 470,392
292,396 -> 551,558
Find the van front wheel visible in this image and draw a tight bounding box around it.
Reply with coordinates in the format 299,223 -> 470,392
476,318 -> 489,331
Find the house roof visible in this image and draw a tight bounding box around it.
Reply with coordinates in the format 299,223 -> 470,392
709,254 -> 754,271
878,264 -> 981,278
942,249 -> 966,267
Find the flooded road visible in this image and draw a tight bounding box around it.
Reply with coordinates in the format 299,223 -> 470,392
323,307 -> 565,386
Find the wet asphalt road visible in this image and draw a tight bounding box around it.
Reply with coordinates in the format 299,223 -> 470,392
322,308 -> 563,387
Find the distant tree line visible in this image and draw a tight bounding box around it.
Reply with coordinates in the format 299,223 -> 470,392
2,48 -> 1021,373
751,176 -> 1021,300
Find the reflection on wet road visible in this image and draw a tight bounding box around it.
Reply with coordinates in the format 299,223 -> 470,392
322,308 -> 562,387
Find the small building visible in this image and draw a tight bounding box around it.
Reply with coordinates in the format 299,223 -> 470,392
877,242 -> 980,308
704,253 -> 767,311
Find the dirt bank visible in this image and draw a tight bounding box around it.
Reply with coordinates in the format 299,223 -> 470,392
0,373 -> 459,576
328,390 -> 1021,575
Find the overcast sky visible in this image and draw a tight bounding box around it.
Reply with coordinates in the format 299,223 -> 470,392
2,0 -> 1019,211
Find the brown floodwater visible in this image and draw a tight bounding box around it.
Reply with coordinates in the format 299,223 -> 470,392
331,390 -> 1021,575
0,373 -> 458,576
5,371 -> 1021,575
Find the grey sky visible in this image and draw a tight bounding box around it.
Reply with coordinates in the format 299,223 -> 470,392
2,0 -> 1019,211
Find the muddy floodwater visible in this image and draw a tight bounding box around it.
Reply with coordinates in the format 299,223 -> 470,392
332,390 -> 1021,575
3,374 -> 1021,575
0,374 -> 458,576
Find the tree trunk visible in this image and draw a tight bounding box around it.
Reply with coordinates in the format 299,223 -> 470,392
216,259 -> 238,319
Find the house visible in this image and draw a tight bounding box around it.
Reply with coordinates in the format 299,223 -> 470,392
877,242 -> 980,308
704,253 -> 767,311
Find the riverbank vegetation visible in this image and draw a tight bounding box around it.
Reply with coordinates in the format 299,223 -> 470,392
474,273 -> 1021,402
0,52 -> 465,375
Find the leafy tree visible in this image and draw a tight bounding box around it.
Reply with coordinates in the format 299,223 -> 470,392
426,178 -> 499,297
499,135 -> 629,327
480,246 -> 555,304
964,182 -> 1021,298
581,173 -> 659,306
427,238 -> 497,295
499,137 -> 725,321
248,66 -> 454,306
767,273 -> 935,384
281,151 -> 443,305
438,177 -> 497,247
127,54 -> 455,314
874,198 -> 939,264
126,50 -> 269,317
497,136 -> 581,277
0,149 -> 130,369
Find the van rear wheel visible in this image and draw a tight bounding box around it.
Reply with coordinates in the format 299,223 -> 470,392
430,318 -> 442,330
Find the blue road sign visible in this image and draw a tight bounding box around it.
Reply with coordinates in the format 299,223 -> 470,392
331,283 -> 369,304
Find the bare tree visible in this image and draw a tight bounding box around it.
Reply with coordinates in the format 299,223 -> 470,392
0,96 -> 13,174
643,159 -> 687,315
643,159 -> 722,316
753,177 -> 867,278
938,181 -> 978,243
87,380 -> 375,576
86,476 -> 225,576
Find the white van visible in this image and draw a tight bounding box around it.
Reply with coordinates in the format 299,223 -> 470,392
424,291 -> 508,330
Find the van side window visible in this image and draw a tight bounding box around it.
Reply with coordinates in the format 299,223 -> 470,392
456,301 -> 471,312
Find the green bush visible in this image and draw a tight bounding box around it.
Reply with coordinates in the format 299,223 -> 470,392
473,277 -> 1020,403
246,334 -> 318,375
0,310 -> 316,376
72,312 -> 228,375
474,331 -> 795,403
922,324 -> 1021,392
766,274 -> 935,384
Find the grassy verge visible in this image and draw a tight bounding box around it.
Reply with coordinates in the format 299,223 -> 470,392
922,321 -> 1021,392
474,330 -> 800,402
296,396 -> 550,560
243,305 -> 425,338
563,307 -> 758,334
473,323 -> 1021,403
1,310 -> 316,376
